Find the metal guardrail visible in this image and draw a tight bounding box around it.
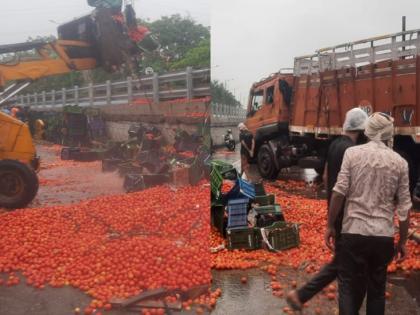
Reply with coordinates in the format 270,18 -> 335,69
16,67 -> 210,109
211,103 -> 247,119
295,29 -> 420,75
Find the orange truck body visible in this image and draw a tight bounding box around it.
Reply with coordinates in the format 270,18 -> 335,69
246,29 -> 420,185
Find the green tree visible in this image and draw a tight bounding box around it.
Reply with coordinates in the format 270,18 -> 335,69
170,38 -> 210,70
211,81 -> 241,107
15,14 -> 210,94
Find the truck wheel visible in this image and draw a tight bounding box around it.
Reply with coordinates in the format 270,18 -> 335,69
257,144 -> 279,180
396,150 -> 417,194
315,166 -> 325,176
0,160 -> 39,209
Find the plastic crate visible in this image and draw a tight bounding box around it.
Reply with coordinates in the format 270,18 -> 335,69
189,157 -> 203,186
254,227 -> 262,249
211,205 -> 226,236
102,158 -> 123,172
254,204 -> 282,215
263,222 -> 300,251
172,167 -> 190,187
227,198 -> 249,228
225,178 -> 256,200
211,168 -> 223,199
123,174 -> 145,193
254,194 -> 275,206
60,147 -> 81,160
211,160 -> 238,180
254,182 -> 267,196
254,204 -> 284,227
211,160 -> 234,172
226,227 -> 257,250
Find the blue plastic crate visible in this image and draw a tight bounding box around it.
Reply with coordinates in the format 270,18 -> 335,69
225,178 -> 256,200
228,198 -> 249,214
227,198 -> 249,228
228,215 -> 247,227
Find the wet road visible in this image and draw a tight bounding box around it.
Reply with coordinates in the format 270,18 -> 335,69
31,144 -> 124,207
0,144 -> 197,315
211,146 -> 420,315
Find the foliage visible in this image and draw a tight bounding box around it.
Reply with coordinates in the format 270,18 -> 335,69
14,14 -> 210,94
170,38 -> 210,70
211,81 -> 241,107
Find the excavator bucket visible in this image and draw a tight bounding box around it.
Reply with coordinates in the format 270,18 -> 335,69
57,4 -> 158,73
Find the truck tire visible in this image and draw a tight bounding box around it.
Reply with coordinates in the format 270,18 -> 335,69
396,150 -> 417,194
257,144 -> 279,180
0,160 -> 39,209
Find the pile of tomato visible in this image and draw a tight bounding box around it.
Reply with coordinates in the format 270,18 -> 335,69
0,183 -> 211,313
210,179 -> 420,310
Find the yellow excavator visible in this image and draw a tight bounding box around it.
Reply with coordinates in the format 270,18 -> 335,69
0,1 -> 158,209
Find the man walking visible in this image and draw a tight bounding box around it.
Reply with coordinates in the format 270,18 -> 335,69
326,112 -> 412,315
286,108 -> 368,310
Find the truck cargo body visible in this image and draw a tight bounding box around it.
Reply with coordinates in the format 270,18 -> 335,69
246,29 -> 420,187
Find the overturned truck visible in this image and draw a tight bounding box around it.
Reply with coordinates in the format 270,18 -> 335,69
245,29 -> 420,190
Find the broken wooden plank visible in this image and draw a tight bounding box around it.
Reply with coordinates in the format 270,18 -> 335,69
179,284 -> 210,301
110,288 -> 171,308
128,301 -> 182,311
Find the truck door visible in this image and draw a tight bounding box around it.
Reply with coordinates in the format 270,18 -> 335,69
246,89 -> 264,135
261,85 -> 278,125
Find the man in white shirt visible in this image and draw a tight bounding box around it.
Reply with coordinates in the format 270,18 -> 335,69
325,112 -> 412,315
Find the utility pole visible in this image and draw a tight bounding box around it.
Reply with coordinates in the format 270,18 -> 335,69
402,16 -> 406,59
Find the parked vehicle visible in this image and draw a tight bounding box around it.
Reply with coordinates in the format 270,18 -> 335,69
224,129 -> 235,151
245,29 -> 420,191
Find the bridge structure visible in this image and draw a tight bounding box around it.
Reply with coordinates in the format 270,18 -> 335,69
12,67 -> 247,145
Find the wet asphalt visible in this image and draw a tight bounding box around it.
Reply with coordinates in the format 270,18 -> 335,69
0,144 -> 418,315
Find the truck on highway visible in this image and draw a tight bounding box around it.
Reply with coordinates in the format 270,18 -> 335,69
245,29 -> 420,191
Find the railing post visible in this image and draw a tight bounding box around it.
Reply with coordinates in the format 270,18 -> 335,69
106,80 -> 111,105
152,73 -> 159,104
127,76 -> 133,105
391,36 -> 397,60
62,88 -> 66,106
42,91 -> 46,106
34,92 -> 38,106
20,95 -> 24,106
186,66 -> 193,99
51,90 -> 55,106
88,83 -> 94,106
74,85 -> 79,106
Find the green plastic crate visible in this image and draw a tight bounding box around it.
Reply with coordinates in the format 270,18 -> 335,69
254,227 -> 262,249
211,205 -> 225,236
226,227 -> 257,250
211,168 -> 223,199
211,160 -> 237,180
264,222 -> 300,251
254,194 -> 275,206
254,204 -> 282,215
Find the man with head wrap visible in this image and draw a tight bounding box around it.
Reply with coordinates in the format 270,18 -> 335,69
287,107 -> 368,310
326,112 -> 412,315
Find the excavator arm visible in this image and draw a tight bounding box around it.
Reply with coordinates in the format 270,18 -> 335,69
0,2 -> 159,209
0,3 -> 159,106
0,40 -> 97,105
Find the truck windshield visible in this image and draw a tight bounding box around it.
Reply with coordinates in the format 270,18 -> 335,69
251,90 -> 263,111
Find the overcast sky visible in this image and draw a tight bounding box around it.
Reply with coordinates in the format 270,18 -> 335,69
0,0 -> 209,44
212,0 -> 420,105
